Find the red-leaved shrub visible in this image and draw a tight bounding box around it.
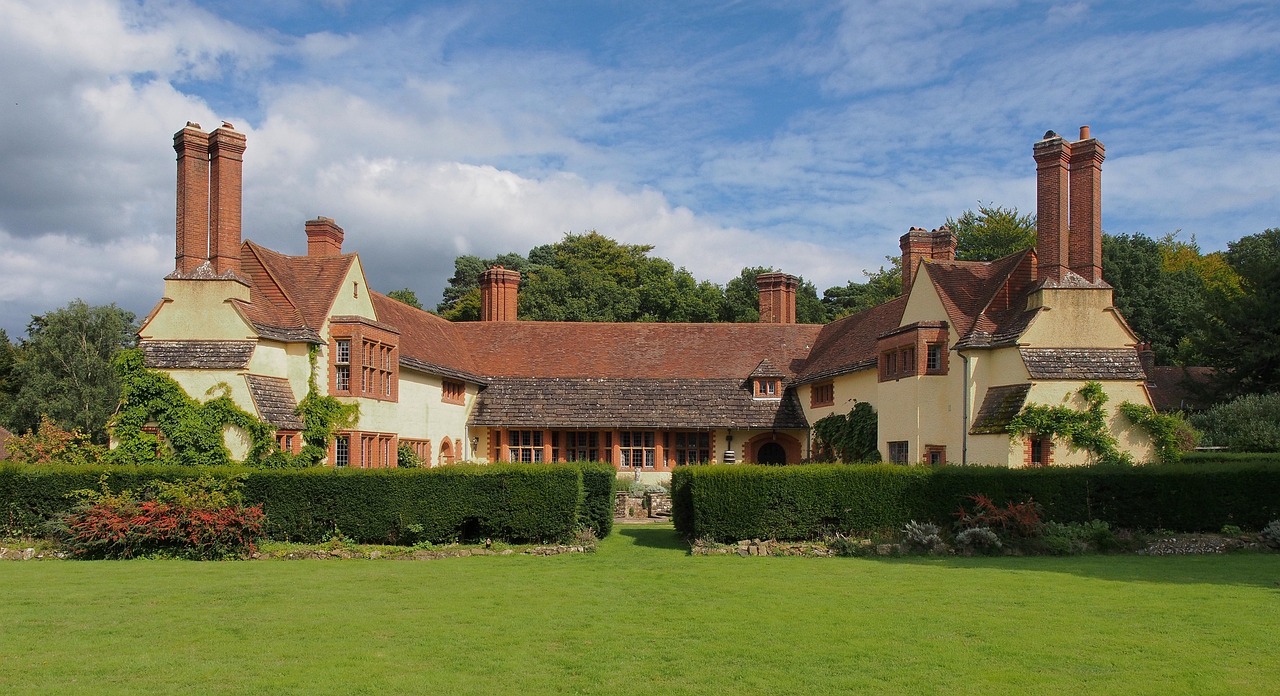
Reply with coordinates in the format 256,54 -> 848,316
954,493 -> 1042,539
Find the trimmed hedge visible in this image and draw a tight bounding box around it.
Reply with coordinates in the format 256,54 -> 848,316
0,463 -> 612,544
673,462 -> 1280,542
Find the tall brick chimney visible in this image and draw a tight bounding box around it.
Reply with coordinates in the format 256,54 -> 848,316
173,123 -> 210,275
1067,125 -> 1104,283
306,217 -> 345,256
756,272 -> 798,324
208,122 -> 246,276
899,226 -> 956,295
1033,130 -> 1072,283
1034,126 -> 1104,284
480,266 -> 520,321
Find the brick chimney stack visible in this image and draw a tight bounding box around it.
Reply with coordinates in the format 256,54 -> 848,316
1033,130 -> 1072,283
1034,126 -> 1104,284
1067,125 -> 1105,283
756,272 -> 798,324
173,122 -> 210,275
208,122 -> 247,276
480,266 -> 520,321
900,226 -> 956,295
305,217 -> 345,256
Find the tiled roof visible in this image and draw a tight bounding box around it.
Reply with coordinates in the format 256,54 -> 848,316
794,297 -> 907,384
370,293 -> 485,383
469,377 -> 809,429
1021,348 -> 1145,380
453,322 -> 821,380
244,375 -> 304,430
748,358 -> 785,379
969,384 -> 1032,435
1146,366 -> 1214,412
141,340 -> 255,369
232,242 -> 352,343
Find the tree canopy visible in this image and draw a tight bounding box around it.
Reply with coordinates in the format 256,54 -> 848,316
1,301 -> 137,443
386,288 -> 423,310
1197,228 -> 1280,397
947,203 -> 1037,261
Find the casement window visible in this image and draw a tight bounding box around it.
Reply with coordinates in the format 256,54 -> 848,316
674,432 -> 710,465
564,431 -> 599,462
926,343 -> 948,375
619,431 -> 656,469
335,435 -> 350,468
441,379 -> 466,405
276,432 -> 296,453
811,382 -> 835,408
507,430 -> 544,462
887,440 -> 909,464
1029,436 -> 1053,467
360,341 -> 394,398
400,438 -> 432,466
753,378 -> 782,399
880,346 -> 918,381
334,339 -> 351,392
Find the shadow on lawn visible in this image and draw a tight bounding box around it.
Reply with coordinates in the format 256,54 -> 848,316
617,525 -> 689,552
883,553 -> 1280,590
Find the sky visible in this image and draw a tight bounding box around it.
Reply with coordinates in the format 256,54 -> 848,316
1,0 -> 1277,338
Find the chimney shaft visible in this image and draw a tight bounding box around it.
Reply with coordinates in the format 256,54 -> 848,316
1067,128 -> 1105,283
480,266 -> 520,321
756,272 -> 798,323
208,122 -> 247,276
305,217 -> 345,256
900,227 -> 955,295
173,123 -> 210,275
1033,132 -> 1072,283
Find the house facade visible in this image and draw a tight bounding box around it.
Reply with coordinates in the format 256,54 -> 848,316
136,121 -> 1155,472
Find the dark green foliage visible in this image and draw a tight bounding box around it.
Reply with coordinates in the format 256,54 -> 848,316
386,289 -> 424,310
821,262 -> 901,319
1103,233 -> 1210,365
1,301 -> 137,443
0,463 -> 608,544
947,203 -> 1036,261
1199,228 -> 1280,396
671,461 -> 1280,542
110,349 -> 277,466
1118,402 -> 1199,463
396,443 -> 423,468
811,402 -> 880,462
1191,392 -> 1280,452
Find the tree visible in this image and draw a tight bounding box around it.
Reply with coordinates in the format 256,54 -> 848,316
0,328 -> 14,400
1198,228 -> 1280,396
386,288 -> 423,310
821,260 -> 902,320
947,203 -> 1037,261
1102,233 -> 1209,365
2,301 -> 137,443
722,266 -> 826,324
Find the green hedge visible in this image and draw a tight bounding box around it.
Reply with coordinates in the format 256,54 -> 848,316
571,462 -> 616,540
0,463 -> 611,544
673,462 -> 1280,542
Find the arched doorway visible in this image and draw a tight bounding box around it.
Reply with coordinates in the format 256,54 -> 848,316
439,437 -> 454,465
757,442 -> 787,465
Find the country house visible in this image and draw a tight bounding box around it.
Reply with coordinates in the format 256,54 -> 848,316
136,122 -> 1155,472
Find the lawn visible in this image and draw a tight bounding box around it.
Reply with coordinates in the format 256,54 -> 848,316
2,525 -> 1278,695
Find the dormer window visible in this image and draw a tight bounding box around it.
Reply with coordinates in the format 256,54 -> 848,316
754,378 -> 782,399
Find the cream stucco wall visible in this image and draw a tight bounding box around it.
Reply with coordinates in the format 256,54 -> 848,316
1020,287 -> 1138,347
1023,380 -> 1156,465
139,279 -> 254,340
326,261 -> 377,319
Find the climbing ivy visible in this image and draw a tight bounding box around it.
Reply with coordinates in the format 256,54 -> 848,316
1117,401 -> 1199,464
812,402 -> 880,462
293,345 -> 359,466
110,349 -> 276,466
1007,381 -> 1132,466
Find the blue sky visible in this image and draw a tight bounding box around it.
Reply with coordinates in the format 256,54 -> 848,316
1,0 -> 1277,337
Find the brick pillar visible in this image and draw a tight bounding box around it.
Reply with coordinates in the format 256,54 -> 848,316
173,123 -> 210,275
899,227 -> 935,295
756,272 -> 797,323
1068,125 -> 1105,283
1033,132 -> 1072,283
208,122 -> 247,276
306,217 -> 345,256
480,266 -> 520,321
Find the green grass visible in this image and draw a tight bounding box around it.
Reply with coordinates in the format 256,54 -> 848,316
2,525 -> 1278,695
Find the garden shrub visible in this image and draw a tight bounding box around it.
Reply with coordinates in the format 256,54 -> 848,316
954,526 -> 1001,554
57,476 -> 264,559
1263,520 -> 1280,549
901,520 -> 942,552
1192,392 -> 1280,453
4,416 -> 107,466
953,494 -> 1043,540
0,463 -> 603,545
1038,520 -> 1117,555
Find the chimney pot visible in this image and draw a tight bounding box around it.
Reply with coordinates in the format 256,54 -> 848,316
1079,125 -> 1091,140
